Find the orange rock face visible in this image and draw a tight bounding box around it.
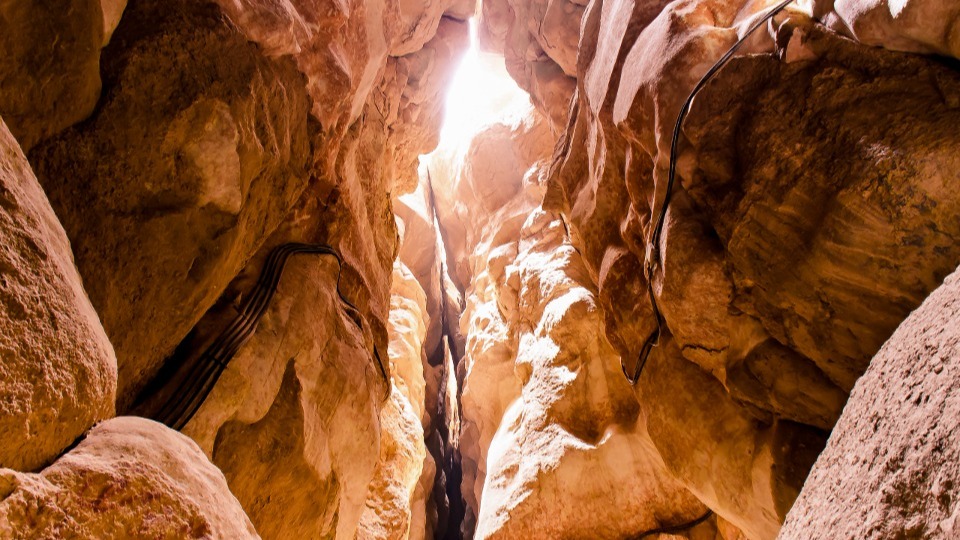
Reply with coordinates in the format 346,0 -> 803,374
0,417 -> 258,539
427,109 -> 726,540
2,0 -> 960,536
483,0 -> 960,537
0,119 -> 116,472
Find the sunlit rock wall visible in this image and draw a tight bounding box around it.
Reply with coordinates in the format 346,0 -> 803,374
428,108 -> 736,539
482,0 -> 960,537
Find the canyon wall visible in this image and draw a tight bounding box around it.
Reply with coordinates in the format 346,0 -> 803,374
1,0 -> 959,538
441,0 -> 960,539
429,110 -> 725,539
0,0 -> 470,537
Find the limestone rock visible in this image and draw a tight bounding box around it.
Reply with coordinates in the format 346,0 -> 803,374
0,119 -> 116,472
780,265 -> 960,539
0,0 -> 104,150
30,0 -> 317,409
0,417 -> 258,539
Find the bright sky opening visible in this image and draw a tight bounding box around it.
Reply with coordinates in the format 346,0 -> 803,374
434,18 -> 532,152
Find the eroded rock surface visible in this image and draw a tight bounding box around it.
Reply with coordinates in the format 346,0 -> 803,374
428,109 -> 729,540
780,265 -> 960,539
0,1 -> 104,150
0,417 -> 258,539
29,0 -> 318,409
359,263 -> 433,540
0,119 -> 116,472
813,0 -> 960,59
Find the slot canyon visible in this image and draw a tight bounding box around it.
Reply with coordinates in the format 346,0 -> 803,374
1,0 -> 960,538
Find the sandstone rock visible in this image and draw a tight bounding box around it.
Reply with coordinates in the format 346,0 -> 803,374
780,265 -> 960,539
30,0 -> 317,409
812,0 -> 960,59
0,417 -> 258,539
428,110 -> 718,540
212,0 -> 473,133
176,176 -> 394,539
535,0 -> 960,536
477,0 -> 578,129
642,338 -> 826,540
0,119 -> 116,472
473,209 -> 711,540
375,17 -> 471,193
680,20 -> 960,390
358,263 -> 433,540
0,0 -> 104,150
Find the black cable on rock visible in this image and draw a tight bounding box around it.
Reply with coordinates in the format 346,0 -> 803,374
621,0 -> 796,385
146,242 -> 390,431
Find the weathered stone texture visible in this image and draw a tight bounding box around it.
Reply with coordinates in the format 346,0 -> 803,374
29,0 -> 317,410
0,119 -> 116,472
780,265 -> 960,539
358,263 -> 433,540
0,417 -> 258,539
0,1 -> 103,150
427,110 -> 726,540
812,0 -> 960,59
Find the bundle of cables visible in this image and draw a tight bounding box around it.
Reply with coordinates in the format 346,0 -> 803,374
138,242 -> 390,431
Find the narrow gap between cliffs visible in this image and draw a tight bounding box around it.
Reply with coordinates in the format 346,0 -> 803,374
413,16 -> 532,539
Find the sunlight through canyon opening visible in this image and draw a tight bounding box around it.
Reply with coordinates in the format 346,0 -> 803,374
431,18 -> 532,155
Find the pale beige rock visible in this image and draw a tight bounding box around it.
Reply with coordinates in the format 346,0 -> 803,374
0,119 -> 116,472
478,0 -> 578,130
812,0 -> 960,59
375,17 -> 471,193
179,174 -> 395,539
428,111 -> 713,539
473,210 -> 709,540
780,265 -> 960,539
0,0 -> 103,150
358,263 -> 432,540
0,417 -> 258,539
212,0 -> 473,131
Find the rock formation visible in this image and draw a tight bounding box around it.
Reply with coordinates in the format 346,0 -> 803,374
780,263 -> 960,539
1,0 -> 469,535
0,417 -> 258,539
1,0 -> 960,537
0,119 -> 116,473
